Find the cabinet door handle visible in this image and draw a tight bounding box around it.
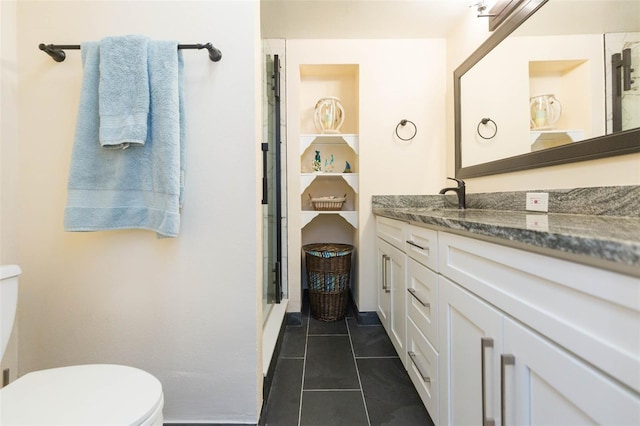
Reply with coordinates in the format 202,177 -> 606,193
406,240 -> 427,252
407,288 -> 430,307
408,351 -> 431,383
481,337 -> 495,426
382,254 -> 391,293
501,354 -> 515,426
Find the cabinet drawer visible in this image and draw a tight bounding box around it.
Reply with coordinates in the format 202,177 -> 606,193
405,224 -> 438,271
438,231 -> 640,393
376,216 -> 406,250
407,258 -> 438,349
407,317 -> 439,425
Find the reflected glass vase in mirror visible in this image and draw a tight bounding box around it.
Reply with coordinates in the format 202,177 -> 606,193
530,94 -> 562,130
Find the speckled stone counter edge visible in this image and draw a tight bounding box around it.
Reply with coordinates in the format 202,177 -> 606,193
372,185 -> 640,218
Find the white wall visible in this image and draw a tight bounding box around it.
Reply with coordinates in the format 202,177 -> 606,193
286,39 -> 447,313
446,2 -> 640,192
1,0 -> 20,384
14,1 -> 262,423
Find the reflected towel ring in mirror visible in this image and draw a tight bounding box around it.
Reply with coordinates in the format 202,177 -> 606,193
396,119 -> 417,141
477,117 -> 497,140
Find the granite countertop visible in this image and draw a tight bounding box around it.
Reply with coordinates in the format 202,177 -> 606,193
372,187 -> 640,277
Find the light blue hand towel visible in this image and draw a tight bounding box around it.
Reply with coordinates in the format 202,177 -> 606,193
98,35 -> 150,149
64,40 -> 184,237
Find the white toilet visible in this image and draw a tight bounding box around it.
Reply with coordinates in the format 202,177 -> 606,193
0,265 -> 164,425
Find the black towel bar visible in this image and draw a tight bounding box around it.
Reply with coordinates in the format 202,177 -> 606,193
39,42 -> 222,63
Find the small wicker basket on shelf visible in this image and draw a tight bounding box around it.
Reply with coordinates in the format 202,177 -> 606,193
309,194 -> 346,211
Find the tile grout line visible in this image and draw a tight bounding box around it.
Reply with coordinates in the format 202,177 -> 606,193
307,333 -> 348,336
346,318 -> 372,426
297,309 -> 310,426
355,355 -> 399,359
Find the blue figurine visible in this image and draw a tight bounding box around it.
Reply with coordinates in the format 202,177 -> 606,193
343,161 -> 352,173
312,150 -> 321,172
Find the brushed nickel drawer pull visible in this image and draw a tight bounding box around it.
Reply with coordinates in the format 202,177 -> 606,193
501,354 -> 515,426
481,337 -> 495,426
407,288 -> 430,307
406,240 -> 427,251
382,254 -> 391,293
408,351 -> 431,383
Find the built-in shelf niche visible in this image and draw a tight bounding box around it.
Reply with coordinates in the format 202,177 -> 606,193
300,136 -> 358,174
301,214 -> 358,244
302,176 -> 356,211
298,63 -> 359,236
299,64 -> 359,135
528,59 -> 591,140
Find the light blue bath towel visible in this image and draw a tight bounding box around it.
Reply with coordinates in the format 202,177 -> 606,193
64,40 -> 184,237
99,35 -> 149,149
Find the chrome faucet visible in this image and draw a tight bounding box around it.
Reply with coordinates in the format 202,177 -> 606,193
439,177 -> 466,209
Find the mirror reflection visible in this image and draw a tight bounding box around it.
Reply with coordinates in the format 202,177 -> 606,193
459,0 -> 640,169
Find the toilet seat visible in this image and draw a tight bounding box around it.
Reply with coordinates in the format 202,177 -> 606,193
0,364 -> 163,425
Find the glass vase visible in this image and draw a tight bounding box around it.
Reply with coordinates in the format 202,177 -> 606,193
313,97 -> 345,134
530,94 -> 562,130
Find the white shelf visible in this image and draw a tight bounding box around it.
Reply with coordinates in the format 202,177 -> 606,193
530,130 -> 584,151
530,129 -> 583,144
300,134 -> 359,154
300,173 -> 358,194
301,211 -> 358,229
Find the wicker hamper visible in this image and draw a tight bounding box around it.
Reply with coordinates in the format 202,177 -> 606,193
303,243 -> 353,322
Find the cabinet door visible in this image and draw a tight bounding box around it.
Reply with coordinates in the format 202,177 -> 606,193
388,241 -> 407,367
376,237 -> 407,365
503,318 -> 640,426
376,238 -> 392,331
440,277 -> 503,426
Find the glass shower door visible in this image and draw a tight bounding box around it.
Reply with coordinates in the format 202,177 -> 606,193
262,53 -> 282,322
606,32 -> 640,133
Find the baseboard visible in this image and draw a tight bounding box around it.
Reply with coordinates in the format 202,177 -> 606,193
285,311 -> 302,325
349,293 -> 380,325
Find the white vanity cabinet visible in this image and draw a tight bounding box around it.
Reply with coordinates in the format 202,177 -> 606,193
376,216 -> 440,422
375,216 -> 640,425
438,231 -> 640,426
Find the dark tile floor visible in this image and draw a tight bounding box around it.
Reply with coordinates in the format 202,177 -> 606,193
261,301 -> 435,426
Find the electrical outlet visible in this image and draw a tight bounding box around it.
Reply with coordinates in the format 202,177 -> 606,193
526,192 -> 549,212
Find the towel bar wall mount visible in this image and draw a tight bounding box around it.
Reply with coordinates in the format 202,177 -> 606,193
39,42 -> 222,63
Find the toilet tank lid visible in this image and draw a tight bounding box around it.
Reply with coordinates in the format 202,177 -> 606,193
0,265 -> 21,280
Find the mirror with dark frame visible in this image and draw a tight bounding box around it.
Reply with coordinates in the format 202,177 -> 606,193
455,0 -> 640,179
